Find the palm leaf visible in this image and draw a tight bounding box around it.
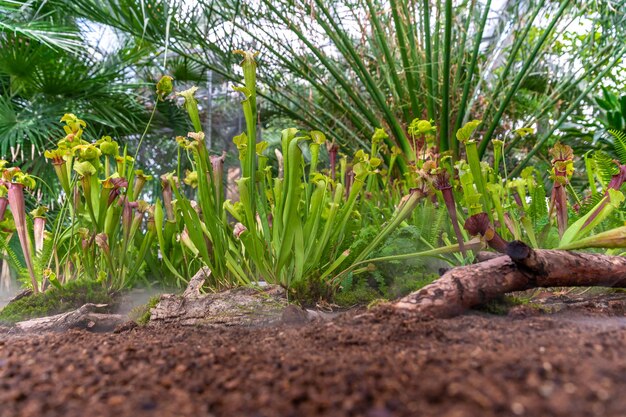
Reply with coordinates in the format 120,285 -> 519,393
0,0 -> 83,53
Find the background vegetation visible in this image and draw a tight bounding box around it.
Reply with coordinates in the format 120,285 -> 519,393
0,0 -> 625,307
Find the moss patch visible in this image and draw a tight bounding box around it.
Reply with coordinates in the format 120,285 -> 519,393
129,295 -> 161,325
334,286 -> 380,307
477,295 -> 532,315
334,273 -> 437,307
0,281 -> 114,324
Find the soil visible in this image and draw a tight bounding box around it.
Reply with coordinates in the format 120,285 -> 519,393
1,294 -> 626,417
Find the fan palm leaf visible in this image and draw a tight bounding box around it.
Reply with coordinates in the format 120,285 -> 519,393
0,0 -> 82,53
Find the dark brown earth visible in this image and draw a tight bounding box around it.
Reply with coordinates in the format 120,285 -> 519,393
1,294 -> 626,417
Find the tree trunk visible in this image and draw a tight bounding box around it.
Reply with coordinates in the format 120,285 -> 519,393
394,241 -> 626,317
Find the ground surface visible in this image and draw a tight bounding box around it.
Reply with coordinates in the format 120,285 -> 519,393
1,294 -> 626,417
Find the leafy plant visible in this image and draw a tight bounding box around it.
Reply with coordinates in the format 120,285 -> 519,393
167,51 -> 426,300
64,0 -> 626,176
595,88 -> 626,131
0,112 -> 162,292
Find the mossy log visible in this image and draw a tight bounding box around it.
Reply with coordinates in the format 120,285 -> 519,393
394,241 -> 626,317
12,304 -> 125,333
149,268 -> 291,327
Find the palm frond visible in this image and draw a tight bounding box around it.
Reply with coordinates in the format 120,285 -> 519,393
0,0 -> 83,53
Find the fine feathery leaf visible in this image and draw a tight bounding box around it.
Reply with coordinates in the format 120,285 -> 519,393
608,129 -> 626,164
593,150 -> 620,186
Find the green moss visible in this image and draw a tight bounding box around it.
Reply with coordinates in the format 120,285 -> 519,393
334,272 -> 437,307
288,277 -> 335,306
334,286 -> 380,307
478,295 -> 532,315
0,280 -> 113,324
129,295 -> 161,325
385,273 -> 437,299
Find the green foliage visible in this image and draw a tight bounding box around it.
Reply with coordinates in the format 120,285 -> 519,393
164,52 -> 425,301
593,151 -> 620,186
0,37 -> 149,177
0,1 -> 82,53
0,0 -> 183,199
336,225 -> 441,305
61,0 -> 626,174
596,88 -> 626,131
608,130 -> 626,163
333,285 -> 381,307
129,294 -> 161,326
477,295 -> 534,316
0,280 -> 112,324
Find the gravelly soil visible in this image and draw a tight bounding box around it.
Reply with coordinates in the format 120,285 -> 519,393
1,297 -> 626,417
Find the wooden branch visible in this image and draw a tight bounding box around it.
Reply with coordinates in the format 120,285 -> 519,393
394,241 -> 626,317
182,267 -> 211,298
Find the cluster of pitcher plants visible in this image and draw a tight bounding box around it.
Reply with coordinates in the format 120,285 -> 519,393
2,51 -> 626,301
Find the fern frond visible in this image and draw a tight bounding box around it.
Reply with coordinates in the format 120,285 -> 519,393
608,129 -> 626,164
33,238 -> 55,277
594,150 -> 619,186
429,204 -> 448,247
0,235 -> 27,281
416,201 -> 433,241
528,174 -> 548,227
576,193 -> 605,219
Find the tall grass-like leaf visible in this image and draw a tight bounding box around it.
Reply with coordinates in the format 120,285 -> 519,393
440,0 -> 453,154
389,0 -> 419,118
453,0 -> 491,134
478,0 -> 571,158
65,0 -> 625,173
364,0 -> 407,121
153,199 -> 185,282
511,46 -> 626,176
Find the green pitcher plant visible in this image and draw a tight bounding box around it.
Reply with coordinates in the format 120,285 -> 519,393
33,114 -> 159,290
5,54 -> 626,301
162,51 -> 431,299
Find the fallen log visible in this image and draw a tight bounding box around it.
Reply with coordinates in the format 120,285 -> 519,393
11,304 -> 125,333
150,268 -> 291,327
394,240 -> 626,317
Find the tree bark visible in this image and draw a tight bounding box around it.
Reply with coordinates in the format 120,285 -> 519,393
394,241 -> 626,317
149,268 -> 291,327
